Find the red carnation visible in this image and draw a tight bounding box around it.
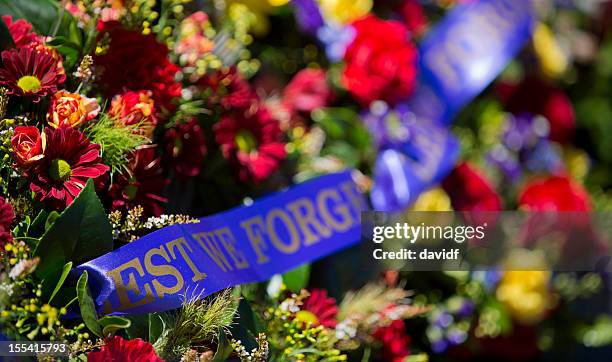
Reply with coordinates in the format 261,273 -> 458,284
342,15 -> 418,106
95,22 -> 181,111
109,146 -> 169,216
442,162 -> 502,211
29,127 -> 108,209
87,336 -> 164,362
0,47 -> 66,102
297,289 -> 338,328
164,119 -> 207,179
282,68 -> 332,113
0,196 -> 14,249
214,107 -> 286,183
11,126 -> 44,167
373,320 -> 411,362
2,15 -> 39,48
496,77 -> 575,144
518,175 -> 591,211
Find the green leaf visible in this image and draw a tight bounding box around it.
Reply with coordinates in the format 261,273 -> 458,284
0,0 -> 81,44
0,15 -> 15,50
29,210 -> 49,238
76,271 -> 102,337
212,331 -> 233,362
98,316 -> 131,337
48,262 -> 72,304
45,211 -> 60,231
35,179 -> 113,298
282,263 -> 310,292
148,313 -> 166,344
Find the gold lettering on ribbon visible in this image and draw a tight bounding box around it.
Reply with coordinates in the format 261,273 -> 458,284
317,188 -> 354,232
215,227 -> 250,270
240,216 -> 271,264
144,246 -> 184,298
266,208 -> 301,254
287,197 -> 332,246
193,232 -> 234,271
166,237 -> 207,282
107,257 -> 155,311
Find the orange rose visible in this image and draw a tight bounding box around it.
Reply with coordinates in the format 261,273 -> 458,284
47,90 -> 100,128
109,90 -> 158,137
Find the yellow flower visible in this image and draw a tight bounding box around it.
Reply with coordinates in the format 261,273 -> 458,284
496,249 -> 553,324
411,188 -> 452,211
533,23 -> 568,79
47,90 -> 100,128
319,0 -> 372,25
563,147 -> 590,182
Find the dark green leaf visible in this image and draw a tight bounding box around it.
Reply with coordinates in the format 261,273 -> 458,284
98,316 -> 131,337
48,262 -> 72,304
148,313 -> 166,344
236,298 -> 263,334
212,331 -> 233,362
29,210 -> 49,238
35,179 -> 113,298
45,211 -> 60,231
0,16 -> 14,50
76,271 -> 102,337
282,263 -> 310,292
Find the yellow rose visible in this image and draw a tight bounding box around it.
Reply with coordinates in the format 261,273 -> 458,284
319,0 -> 373,25
47,90 -> 100,128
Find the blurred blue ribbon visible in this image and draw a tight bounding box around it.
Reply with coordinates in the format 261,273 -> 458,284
371,0 -> 536,211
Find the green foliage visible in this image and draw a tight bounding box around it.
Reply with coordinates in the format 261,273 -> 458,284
48,262 -> 73,304
0,17 -> 15,50
153,289 -> 238,360
76,271 -> 102,337
282,264 -> 311,292
34,179 -> 113,299
84,114 -> 149,176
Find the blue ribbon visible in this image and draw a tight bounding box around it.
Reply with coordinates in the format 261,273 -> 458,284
75,171 -> 366,315
371,0 -> 536,211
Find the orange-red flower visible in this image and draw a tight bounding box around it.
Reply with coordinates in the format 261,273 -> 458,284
47,90 -> 100,128
1,15 -> 38,48
518,175 -> 591,211
11,126 -> 45,167
109,90 -> 158,137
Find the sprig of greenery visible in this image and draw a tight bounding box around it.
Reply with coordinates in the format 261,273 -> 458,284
153,289 -> 237,360
83,113 -> 148,175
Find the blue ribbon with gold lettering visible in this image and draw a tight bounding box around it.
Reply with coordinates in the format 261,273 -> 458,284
371,0 -> 536,211
75,171 -> 366,315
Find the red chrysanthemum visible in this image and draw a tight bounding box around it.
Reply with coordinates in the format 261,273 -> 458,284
442,162 -> 502,211
496,77 -> 575,144
87,336 -> 164,362
95,21 -> 181,111
0,196 -> 14,249
0,47 -> 66,102
109,146 -> 169,216
2,15 -> 39,48
373,319 -> 411,362
164,119 -> 207,179
29,126 -> 109,209
518,175 -> 591,211
343,15 -> 418,106
214,106 -> 286,183
296,289 -> 338,328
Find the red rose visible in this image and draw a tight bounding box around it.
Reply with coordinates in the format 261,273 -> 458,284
342,15 -> 418,106
399,0 -> 427,36
496,77 -> 575,144
282,68 -> 332,113
518,175 -> 591,211
11,126 -> 44,167
87,336 -> 163,362
442,162 -> 502,211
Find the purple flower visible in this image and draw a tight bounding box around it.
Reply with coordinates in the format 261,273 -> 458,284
317,23 -> 355,62
292,0 -> 324,35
